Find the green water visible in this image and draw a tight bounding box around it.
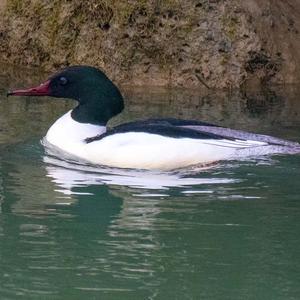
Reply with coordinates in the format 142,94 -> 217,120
0,71 -> 300,299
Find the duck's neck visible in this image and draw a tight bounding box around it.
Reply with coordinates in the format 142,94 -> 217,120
71,103 -> 110,126
46,110 -> 106,147
70,90 -> 124,125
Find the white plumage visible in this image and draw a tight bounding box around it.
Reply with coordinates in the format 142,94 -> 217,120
43,110 -> 294,171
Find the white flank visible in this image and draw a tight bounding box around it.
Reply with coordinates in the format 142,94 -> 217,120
44,111 -> 299,170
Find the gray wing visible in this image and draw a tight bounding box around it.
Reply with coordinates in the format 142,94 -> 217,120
181,125 -> 300,147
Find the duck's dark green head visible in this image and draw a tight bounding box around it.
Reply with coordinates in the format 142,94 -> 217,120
8,65 -> 124,125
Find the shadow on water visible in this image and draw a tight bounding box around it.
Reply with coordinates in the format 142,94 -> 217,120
0,68 -> 300,299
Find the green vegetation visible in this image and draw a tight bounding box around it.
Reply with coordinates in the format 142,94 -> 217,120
1,0 -> 297,88
221,15 -> 239,41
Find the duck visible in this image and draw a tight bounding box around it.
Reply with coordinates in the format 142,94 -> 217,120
7,65 -> 300,170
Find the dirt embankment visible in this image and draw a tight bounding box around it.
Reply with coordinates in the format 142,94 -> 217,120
0,0 -> 299,89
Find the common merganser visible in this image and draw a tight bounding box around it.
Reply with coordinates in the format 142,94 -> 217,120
7,66 -> 300,170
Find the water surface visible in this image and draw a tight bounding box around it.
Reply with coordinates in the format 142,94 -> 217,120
0,69 -> 300,299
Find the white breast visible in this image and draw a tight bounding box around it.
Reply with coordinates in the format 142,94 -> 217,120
45,110 -> 106,159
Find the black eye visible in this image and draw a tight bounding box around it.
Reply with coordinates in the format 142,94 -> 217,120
59,77 -> 68,86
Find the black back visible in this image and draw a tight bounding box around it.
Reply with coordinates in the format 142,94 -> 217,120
85,118 -> 225,143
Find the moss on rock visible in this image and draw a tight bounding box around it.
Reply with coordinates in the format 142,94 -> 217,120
0,0 -> 299,88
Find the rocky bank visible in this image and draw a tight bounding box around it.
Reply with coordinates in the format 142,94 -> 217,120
0,0 -> 299,89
